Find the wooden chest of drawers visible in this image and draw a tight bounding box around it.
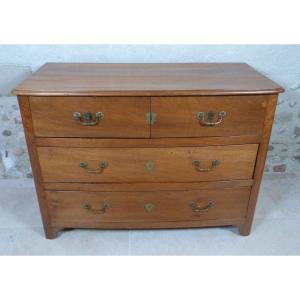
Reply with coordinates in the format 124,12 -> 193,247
13,63 -> 284,239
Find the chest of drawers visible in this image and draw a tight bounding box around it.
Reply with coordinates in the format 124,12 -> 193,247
13,63 -> 284,239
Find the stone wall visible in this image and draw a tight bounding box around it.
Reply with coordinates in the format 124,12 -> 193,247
0,45 -> 299,178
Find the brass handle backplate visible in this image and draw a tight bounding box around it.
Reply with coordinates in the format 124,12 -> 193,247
83,202 -> 109,214
73,111 -> 104,126
197,111 -> 226,126
192,159 -> 220,172
189,201 -> 214,213
79,161 -> 108,173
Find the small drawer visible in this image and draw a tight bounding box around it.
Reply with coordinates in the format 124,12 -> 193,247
48,187 -> 250,226
30,96 -> 150,137
38,144 -> 258,183
151,95 -> 267,137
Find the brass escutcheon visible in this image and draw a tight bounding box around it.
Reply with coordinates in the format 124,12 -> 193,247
144,203 -> 155,213
145,112 -> 157,125
144,160 -> 155,172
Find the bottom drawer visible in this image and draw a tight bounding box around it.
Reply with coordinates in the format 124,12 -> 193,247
47,188 -> 250,227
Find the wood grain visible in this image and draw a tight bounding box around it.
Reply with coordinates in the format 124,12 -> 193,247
13,63 -> 284,96
17,96 -> 59,239
30,96 -> 150,137
239,94 -> 279,235
44,180 -> 254,192
47,187 -> 250,226
52,218 -> 245,230
35,135 -> 261,147
151,95 -> 267,137
38,144 -> 258,183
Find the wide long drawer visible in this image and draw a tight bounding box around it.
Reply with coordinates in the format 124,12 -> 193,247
47,187 -> 250,226
30,96 -> 150,137
38,144 -> 258,183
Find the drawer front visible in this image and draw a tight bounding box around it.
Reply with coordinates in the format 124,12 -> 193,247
151,96 -> 267,137
38,144 -> 258,183
30,96 -> 150,137
48,187 -> 250,225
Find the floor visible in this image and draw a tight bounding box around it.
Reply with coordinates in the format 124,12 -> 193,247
0,174 -> 299,255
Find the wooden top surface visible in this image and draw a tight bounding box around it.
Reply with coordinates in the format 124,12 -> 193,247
13,63 -> 284,96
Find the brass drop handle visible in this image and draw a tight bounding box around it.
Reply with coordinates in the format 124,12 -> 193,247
73,111 -> 104,126
189,201 -> 214,213
197,111 -> 226,126
79,161 -> 108,174
83,202 -> 109,214
192,159 -> 220,172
